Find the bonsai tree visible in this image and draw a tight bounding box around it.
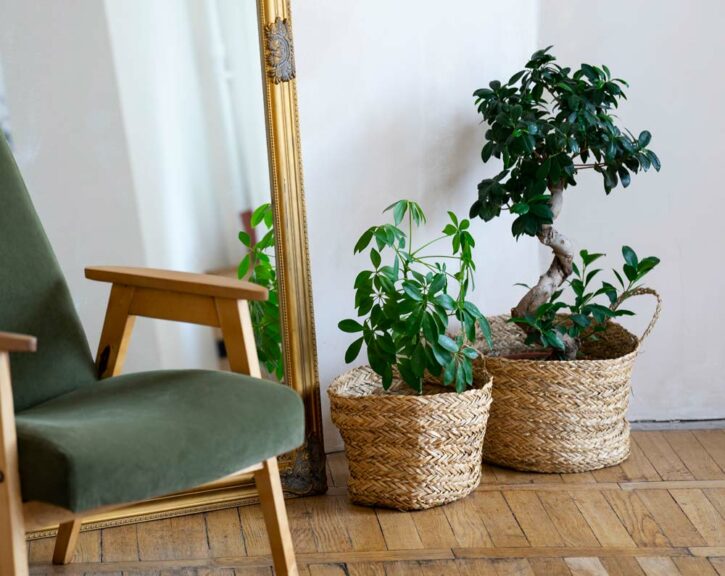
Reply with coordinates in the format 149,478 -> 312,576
470,47 -> 661,358
339,200 -> 492,393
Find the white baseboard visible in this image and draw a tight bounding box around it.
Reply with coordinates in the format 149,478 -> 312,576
630,418 -> 725,430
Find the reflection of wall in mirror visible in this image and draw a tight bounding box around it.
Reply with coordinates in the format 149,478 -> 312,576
0,55 -> 12,146
105,0 -> 271,369
105,0 -> 270,273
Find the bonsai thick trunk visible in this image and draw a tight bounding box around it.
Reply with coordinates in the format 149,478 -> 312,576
511,183 -> 578,359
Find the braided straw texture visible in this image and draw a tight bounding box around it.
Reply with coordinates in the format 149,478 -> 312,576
478,292 -> 660,473
328,365 -> 493,510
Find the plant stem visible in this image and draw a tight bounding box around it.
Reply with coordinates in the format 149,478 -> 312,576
410,235 -> 447,257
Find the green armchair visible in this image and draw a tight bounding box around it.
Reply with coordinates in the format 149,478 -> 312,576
0,135 -> 303,576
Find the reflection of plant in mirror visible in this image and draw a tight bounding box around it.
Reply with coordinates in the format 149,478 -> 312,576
238,203 -> 283,380
511,246 -> 660,359
339,200 -> 492,394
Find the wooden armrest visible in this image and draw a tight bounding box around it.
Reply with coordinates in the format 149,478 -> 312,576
85,266 -> 268,301
0,331 -> 37,352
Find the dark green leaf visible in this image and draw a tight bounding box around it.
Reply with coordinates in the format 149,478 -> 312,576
479,317 -> 493,349
412,344 -> 427,377
511,202 -> 529,215
251,203 -> 269,227
622,245 -> 638,268
370,248 -> 381,269
544,331 -> 566,350
393,201 -> 407,226
438,334 -> 459,353
237,255 -> 250,279
354,228 -> 374,254
402,281 -> 423,301
344,337 -> 364,363
338,319 -> 363,333
435,294 -> 456,310
570,314 -> 590,328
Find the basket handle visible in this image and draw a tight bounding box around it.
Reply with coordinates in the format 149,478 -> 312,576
613,287 -> 662,343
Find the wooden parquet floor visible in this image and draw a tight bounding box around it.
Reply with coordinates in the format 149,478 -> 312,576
26,429 -> 725,575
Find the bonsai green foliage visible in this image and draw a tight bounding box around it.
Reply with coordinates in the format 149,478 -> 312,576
511,246 -> 660,359
339,200 -> 492,393
469,46 -> 661,358
238,203 -> 283,380
471,46 -> 660,236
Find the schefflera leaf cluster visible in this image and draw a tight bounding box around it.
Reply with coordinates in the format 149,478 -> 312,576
512,246 -> 660,357
470,46 -> 661,238
339,200 -> 492,393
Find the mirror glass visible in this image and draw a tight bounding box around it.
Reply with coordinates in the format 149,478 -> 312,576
0,1 -> 282,381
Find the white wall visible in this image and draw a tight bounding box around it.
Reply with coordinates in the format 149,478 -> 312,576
0,0 -> 161,371
295,0 -> 541,450
540,0 -> 725,421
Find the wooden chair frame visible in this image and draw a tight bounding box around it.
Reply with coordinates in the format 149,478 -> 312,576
0,266 -> 299,576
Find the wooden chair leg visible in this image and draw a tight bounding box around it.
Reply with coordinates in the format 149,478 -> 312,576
0,352 -> 29,576
52,519 -> 82,565
0,493 -> 27,576
216,298 -> 261,378
254,457 -> 298,576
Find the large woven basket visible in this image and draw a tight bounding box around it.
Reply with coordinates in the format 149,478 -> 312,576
480,287 -> 661,473
328,365 -> 493,510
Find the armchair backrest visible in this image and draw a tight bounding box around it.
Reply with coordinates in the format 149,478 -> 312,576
0,135 -> 97,411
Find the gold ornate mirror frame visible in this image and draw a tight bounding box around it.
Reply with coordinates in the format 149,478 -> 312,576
28,0 -> 325,539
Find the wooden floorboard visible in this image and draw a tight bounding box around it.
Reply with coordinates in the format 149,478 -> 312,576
26,430 -> 725,575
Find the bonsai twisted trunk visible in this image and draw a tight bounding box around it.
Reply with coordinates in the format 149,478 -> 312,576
511,183 -> 578,359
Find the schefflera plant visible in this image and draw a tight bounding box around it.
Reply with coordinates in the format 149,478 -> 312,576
339,200 -> 492,393
470,46 -> 661,358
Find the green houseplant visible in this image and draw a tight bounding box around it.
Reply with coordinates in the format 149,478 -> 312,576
468,47 -> 663,473
338,199 -> 492,392
471,46 -> 661,359
329,200 -> 494,510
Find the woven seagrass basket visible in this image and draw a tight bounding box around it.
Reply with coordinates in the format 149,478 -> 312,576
328,365 -> 493,510
480,287 -> 661,473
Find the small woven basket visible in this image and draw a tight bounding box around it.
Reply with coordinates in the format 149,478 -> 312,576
480,287 -> 661,473
328,365 -> 493,510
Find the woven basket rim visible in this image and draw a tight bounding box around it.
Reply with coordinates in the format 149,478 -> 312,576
328,365 -> 492,402
484,321 -> 640,368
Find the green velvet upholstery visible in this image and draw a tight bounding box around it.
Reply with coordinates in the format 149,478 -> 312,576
0,135 -> 97,412
16,370 -> 304,512
0,135 -> 305,514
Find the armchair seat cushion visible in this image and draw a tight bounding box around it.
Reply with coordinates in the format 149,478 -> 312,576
15,370 -> 304,513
